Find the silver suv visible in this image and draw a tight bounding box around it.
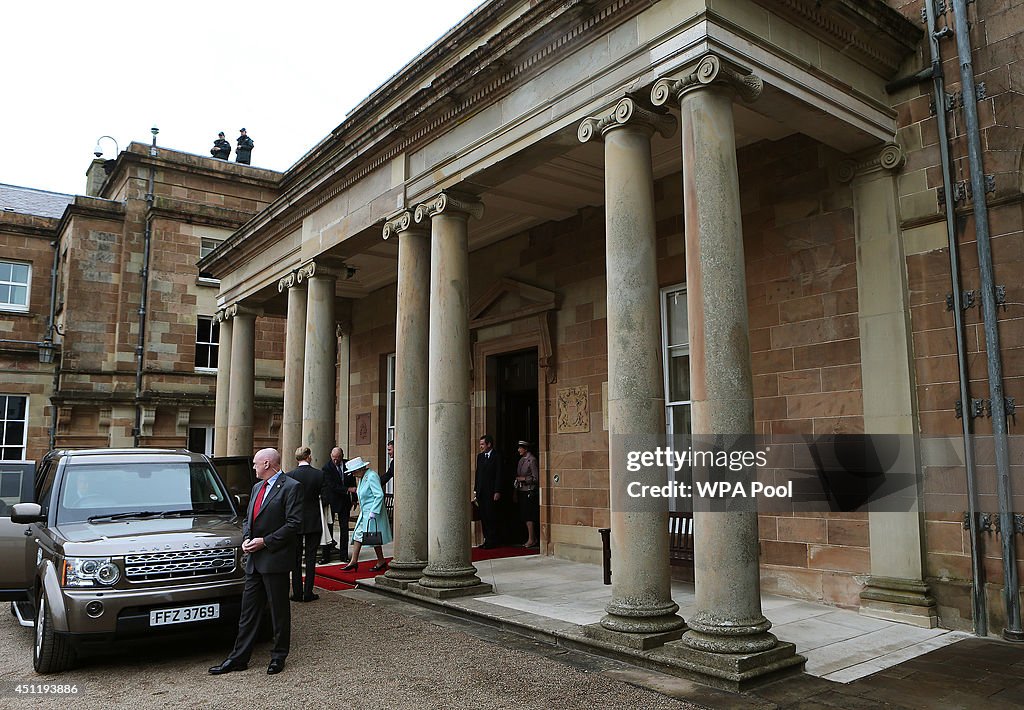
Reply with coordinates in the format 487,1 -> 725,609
2,449 -> 246,673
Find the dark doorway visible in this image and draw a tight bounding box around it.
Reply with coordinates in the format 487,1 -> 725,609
495,348 -> 538,545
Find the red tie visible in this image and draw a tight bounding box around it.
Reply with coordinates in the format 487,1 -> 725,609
253,482 -> 269,518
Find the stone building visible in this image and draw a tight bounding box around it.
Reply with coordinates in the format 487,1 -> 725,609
0,144 -> 284,462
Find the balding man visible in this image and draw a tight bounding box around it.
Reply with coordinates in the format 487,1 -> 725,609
210,448 -> 302,676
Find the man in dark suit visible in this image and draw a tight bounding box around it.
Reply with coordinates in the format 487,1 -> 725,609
284,445 -> 323,602
210,448 -> 301,676
320,446 -> 353,563
380,439 -> 394,489
474,434 -> 502,549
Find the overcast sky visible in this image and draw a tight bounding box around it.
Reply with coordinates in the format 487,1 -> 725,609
1,0 -> 484,197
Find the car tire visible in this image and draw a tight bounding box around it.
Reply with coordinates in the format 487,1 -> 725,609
33,593 -> 74,674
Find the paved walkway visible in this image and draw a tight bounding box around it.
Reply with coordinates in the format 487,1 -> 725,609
361,554 -> 969,683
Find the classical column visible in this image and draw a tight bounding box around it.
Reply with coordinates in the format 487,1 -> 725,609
407,191 -> 492,599
213,309 -> 233,457
379,210 -> 431,589
298,260 -> 338,469
279,272 -> 307,470
226,304 -> 256,457
578,97 -> 685,644
837,144 -> 937,628
652,54 -> 802,687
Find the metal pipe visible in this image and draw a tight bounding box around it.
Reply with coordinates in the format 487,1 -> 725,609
950,0 -> 1021,640
46,238 -> 60,452
924,0 -> 986,637
133,133 -> 157,447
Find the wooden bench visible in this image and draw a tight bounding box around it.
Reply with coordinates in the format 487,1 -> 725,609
598,511 -> 694,584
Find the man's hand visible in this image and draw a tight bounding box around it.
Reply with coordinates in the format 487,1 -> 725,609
242,537 -> 266,553
493,492 -> 501,502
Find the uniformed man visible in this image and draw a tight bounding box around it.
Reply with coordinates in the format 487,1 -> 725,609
236,128 -> 254,165
210,132 -> 231,159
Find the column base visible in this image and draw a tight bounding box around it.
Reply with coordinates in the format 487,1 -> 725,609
860,576 -> 938,629
584,623 -> 685,650
378,560 -> 428,590
681,612 -> 777,654
406,581 -> 494,600
601,599 -> 686,635
654,639 -> 805,692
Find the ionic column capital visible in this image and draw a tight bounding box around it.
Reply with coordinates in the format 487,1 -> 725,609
296,257 -> 347,283
218,303 -> 261,321
651,54 -> 763,107
578,96 -> 676,143
413,191 -> 484,224
277,270 -> 303,292
835,142 -> 906,183
382,209 -> 430,240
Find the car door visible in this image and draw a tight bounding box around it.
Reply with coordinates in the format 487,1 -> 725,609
211,455 -> 254,511
0,461 -> 37,600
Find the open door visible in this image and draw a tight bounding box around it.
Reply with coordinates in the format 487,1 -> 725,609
0,462 -> 36,601
211,456 -> 254,511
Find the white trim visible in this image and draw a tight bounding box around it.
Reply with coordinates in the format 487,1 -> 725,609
659,284 -> 691,436
384,352 -> 396,494
0,259 -> 31,313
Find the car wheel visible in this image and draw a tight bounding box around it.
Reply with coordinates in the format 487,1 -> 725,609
33,593 -> 74,674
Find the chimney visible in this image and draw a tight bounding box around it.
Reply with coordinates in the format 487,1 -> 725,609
85,158 -> 110,197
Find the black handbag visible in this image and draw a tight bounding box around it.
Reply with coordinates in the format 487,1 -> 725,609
362,515 -> 383,547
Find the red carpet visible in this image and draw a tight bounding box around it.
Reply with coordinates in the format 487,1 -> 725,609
313,545 -> 538,590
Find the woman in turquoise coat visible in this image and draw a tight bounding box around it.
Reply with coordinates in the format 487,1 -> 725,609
342,457 -> 392,572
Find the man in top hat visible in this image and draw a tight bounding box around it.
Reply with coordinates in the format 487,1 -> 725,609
236,128 -> 254,165
210,132 -> 231,159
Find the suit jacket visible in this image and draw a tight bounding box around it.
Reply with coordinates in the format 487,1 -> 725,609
380,459 -> 394,488
284,464 -> 324,535
322,459 -> 354,514
475,449 -> 502,498
242,473 -> 302,574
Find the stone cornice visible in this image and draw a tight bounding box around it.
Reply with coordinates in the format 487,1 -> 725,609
835,142 -> 906,183
651,54 -> 763,106
748,0 -> 922,78
578,96 -> 676,143
413,191 -> 485,223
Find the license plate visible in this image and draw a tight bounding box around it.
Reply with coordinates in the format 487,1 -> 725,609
149,603 -> 220,626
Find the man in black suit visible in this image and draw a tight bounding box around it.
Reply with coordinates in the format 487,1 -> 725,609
285,446 -> 323,602
320,446 -> 353,563
380,439 -> 394,489
474,434 -> 502,549
210,448 -> 301,676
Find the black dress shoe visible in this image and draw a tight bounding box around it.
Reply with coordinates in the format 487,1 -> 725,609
303,593 -> 320,602
267,659 -> 285,675
290,594 -> 303,602
209,659 -> 247,675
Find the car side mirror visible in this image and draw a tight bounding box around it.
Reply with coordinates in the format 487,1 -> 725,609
11,503 -> 44,524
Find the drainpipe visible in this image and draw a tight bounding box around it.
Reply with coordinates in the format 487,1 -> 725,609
46,238 -> 60,451
133,128 -> 159,447
950,0 -> 1021,641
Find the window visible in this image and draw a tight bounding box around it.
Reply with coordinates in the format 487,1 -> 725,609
187,426 -> 214,456
195,317 -> 220,370
198,237 -> 222,282
0,260 -> 30,312
384,353 -> 396,493
660,286 -> 691,437
0,395 -> 28,460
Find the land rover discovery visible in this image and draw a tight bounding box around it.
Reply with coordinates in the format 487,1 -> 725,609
3,449 -> 247,673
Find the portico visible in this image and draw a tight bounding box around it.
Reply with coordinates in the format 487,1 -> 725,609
202,0 -> 934,689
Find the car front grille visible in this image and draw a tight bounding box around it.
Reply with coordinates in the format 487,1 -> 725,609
124,548 -> 237,581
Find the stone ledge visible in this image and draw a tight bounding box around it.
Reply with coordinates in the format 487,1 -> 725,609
406,581 -> 494,600
583,623 -> 686,650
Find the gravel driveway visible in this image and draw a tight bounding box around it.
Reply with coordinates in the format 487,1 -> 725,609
0,591 -> 692,709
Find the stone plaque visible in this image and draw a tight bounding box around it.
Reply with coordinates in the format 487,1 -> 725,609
355,413 -> 371,445
557,385 -> 590,434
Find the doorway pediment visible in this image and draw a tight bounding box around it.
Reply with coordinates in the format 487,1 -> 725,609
470,278 -> 558,384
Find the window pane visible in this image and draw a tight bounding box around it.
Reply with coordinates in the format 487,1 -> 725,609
669,404 -> 691,436
667,351 -> 690,403
197,318 -> 211,342
6,396 -> 25,419
11,263 -> 29,283
1,448 -> 21,461
0,285 -> 10,303
5,421 -> 24,445
0,263 -> 10,281
196,344 -> 210,368
11,285 -> 27,305
665,290 -> 688,347
211,319 -> 219,342
210,345 -> 218,369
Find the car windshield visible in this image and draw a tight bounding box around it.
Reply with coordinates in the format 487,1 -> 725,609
57,461 -> 233,523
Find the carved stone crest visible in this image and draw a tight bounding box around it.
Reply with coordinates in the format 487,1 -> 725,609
556,385 -> 590,434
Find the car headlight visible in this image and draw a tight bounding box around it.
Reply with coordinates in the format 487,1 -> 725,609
62,557 -> 121,587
